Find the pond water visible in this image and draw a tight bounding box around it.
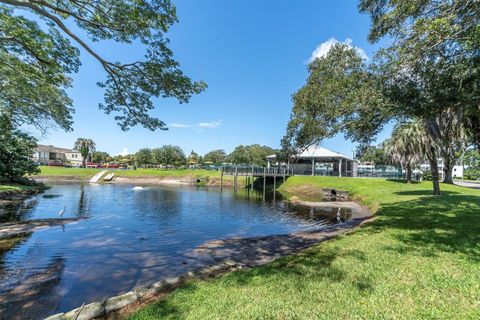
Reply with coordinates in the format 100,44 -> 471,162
0,184 -> 352,319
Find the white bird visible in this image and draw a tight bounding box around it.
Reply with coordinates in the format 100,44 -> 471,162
58,206 -> 66,216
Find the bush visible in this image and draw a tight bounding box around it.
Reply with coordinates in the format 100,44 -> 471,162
0,124 -> 39,183
464,169 -> 480,180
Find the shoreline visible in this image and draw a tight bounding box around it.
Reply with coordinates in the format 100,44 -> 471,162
34,175 -> 241,187
47,201 -> 374,320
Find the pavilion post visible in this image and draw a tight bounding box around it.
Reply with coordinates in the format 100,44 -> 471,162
339,159 -> 342,177
311,158 -> 315,176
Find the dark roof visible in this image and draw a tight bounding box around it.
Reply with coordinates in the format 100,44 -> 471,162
36,144 -> 79,153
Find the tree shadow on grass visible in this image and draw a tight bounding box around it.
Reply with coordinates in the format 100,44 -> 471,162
374,192 -> 480,262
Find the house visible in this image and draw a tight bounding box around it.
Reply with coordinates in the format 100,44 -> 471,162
33,144 -> 82,165
266,145 -> 358,177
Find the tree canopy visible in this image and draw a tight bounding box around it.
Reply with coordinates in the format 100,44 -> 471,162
228,144 -> 276,166
359,0 -> 480,150
135,148 -> 152,167
203,149 -> 226,165
0,0 -> 206,132
281,44 -> 391,154
356,145 -> 388,165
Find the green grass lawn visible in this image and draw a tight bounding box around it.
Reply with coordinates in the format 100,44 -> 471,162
36,166 -> 104,178
35,166 -> 223,179
114,168 -> 222,178
0,184 -> 33,192
128,177 -> 480,320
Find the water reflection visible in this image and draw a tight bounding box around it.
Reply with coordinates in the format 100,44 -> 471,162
0,184 -> 354,319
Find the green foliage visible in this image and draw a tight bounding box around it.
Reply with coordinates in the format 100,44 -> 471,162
281,44 -> 391,153
228,144 -> 276,166
135,148 -> 152,167
356,145 -> 387,165
462,149 -> 480,180
151,145 -> 185,168
203,149 -> 227,165
0,120 -> 39,182
0,6 -> 76,132
464,169 -> 480,181
91,151 -> 110,163
0,0 -> 206,132
359,0 -> 480,150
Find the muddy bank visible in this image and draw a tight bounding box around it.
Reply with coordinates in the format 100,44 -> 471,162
33,175 -> 238,187
0,186 -> 45,209
0,217 -> 87,239
290,200 -> 372,218
33,176 -> 88,183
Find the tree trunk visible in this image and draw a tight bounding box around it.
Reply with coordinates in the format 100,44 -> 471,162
428,151 -> 441,195
406,163 -> 412,183
443,157 -> 454,184
82,157 -> 86,168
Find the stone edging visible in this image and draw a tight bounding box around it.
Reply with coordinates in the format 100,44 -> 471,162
44,259 -> 245,320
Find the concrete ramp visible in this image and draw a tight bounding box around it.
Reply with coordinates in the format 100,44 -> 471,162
89,170 -> 107,183
103,173 -> 115,181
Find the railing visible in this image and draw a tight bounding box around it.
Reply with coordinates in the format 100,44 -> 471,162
222,165 -> 293,176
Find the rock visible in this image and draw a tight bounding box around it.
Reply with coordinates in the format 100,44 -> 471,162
164,276 -> 181,287
151,280 -> 166,289
105,291 -> 138,313
44,313 -> 66,320
134,286 -> 161,298
64,302 -> 105,320
223,259 -> 237,266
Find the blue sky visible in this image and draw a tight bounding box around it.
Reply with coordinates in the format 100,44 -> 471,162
32,0 -> 393,157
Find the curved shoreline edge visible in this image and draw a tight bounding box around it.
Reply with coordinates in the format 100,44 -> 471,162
44,201 -> 374,320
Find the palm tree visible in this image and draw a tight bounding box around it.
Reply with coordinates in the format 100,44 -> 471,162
74,138 -> 96,168
425,108 -> 467,184
384,120 -> 441,195
383,121 -> 421,183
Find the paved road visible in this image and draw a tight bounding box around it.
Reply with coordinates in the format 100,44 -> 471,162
454,180 -> 480,190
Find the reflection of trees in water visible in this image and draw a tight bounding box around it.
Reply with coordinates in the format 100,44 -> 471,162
0,233 -> 33,281
76,184 -> 90,217
0,253 -> 66,320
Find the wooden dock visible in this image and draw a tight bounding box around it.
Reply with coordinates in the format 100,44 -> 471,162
221,166 -> 293,193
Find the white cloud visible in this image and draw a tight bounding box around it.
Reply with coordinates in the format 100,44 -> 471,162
118,148 -> 129,156
308,37 -> 368,63
169,120 -> 223,130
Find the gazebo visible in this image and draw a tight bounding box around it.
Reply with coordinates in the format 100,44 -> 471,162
266,145 -> 358,177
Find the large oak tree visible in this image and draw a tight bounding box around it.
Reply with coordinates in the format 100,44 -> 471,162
0,0 -> 206,132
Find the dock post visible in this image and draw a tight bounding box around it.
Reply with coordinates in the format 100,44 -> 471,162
220,168 -> 224,191
251,166 -> 255,192
263,167 -> 266,200
234,166 -> 238,192
273,168 -> 277,191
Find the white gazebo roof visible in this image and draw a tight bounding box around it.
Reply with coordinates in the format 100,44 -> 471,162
266,145 -> 355,161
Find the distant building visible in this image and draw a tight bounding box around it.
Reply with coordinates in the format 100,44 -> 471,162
266,145 -> 358,177
419,158 -> 464,180
33,144 -> 82,165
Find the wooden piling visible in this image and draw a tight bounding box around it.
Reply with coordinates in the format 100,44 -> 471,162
251,166 -> 255,192
263,167 -> 266,200
220,169 -> 223,191
234,166 -> 238,192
